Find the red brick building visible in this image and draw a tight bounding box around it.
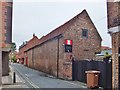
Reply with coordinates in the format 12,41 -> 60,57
19,9 -> 102,79
0,0 -> 13,76
101,46 -> 112,50
19,34 -> 39,65
107,1 -> 120,89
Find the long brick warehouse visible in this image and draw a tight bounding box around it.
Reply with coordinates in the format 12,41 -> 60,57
19,9 -> 102,79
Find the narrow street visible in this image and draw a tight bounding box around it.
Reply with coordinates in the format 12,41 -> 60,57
11,63 -> 87,89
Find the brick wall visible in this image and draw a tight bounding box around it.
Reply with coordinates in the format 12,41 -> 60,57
107,1 -> 120,88
26,34 -> 39,51
26,49 -> 33,68
59,10 -> 102,79
24,10 -> 102,79
19,45 -> 27,58
0,2 -> 2,48
63,10 -> 101,60
0,1 -> 12,76
107,2 -> 120,29
19,34 -> 39,64
111,32 -> 120,88
0,2 -> 12,49
27,37 -> 62,76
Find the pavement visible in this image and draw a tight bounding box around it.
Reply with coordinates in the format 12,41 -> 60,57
0,68 -> 29,90
0,63 -> 89,90
1,64 -> 29,89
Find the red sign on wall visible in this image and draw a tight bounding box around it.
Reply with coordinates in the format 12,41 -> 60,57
65,40 -> 73,45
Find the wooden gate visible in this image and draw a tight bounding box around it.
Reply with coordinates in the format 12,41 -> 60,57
72,59 -> 112,89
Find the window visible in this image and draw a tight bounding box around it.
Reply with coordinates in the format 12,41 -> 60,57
82,29 -> 88,38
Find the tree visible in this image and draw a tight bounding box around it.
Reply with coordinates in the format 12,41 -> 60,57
11,54 -> 16,63
104,52 -> 111,59
9,42 -> 17,62
11,42 -> 16,51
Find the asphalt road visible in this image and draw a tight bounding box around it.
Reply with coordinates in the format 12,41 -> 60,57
11,63 -> 87,89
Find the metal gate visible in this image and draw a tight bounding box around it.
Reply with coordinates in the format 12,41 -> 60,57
72,59 -> 112,89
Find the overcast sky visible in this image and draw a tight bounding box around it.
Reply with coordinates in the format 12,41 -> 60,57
12,0 -> 111,50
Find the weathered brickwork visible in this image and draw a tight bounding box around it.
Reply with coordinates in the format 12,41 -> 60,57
25,37 -> 62,77
107,2 -> 120,29
63,10 -> 101,60
0,1 -> 12,76
19,34 -> 39,65
107,1 -> 120,89
0,2 -> 12,49
19,9 -> 102,79
111,32 -> 120,88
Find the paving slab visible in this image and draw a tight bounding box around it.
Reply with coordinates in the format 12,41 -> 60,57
0,64 -> 29,89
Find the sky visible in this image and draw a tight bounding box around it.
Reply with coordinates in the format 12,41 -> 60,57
12,0 -> 111,50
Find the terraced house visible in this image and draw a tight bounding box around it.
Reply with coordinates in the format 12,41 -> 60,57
0,0 -> 13,77
19,9 -> 102,79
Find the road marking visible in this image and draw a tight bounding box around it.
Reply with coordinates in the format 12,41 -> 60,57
63,80 -> 86,88
25,74 -> 34,77
63,81 -> 80,86
11,65 -> 40,89
81,86 -> 87,88
23,74 -> 39,88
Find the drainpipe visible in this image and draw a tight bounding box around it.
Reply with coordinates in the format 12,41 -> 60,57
57,36 -> 60,78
